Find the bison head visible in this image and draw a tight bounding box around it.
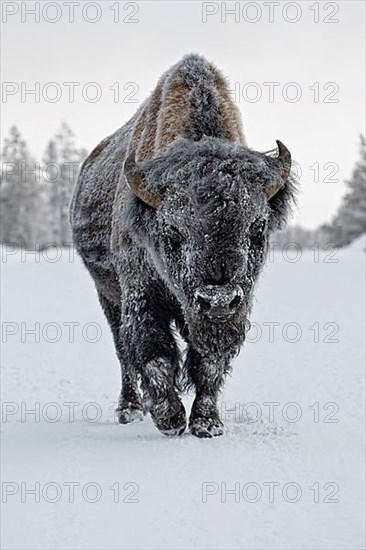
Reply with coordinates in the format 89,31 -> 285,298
123,137 -> 295,355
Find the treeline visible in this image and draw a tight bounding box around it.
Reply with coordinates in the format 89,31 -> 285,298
0,127 -> 365,250
0,123 -> 87,248
273,135 -> 365,249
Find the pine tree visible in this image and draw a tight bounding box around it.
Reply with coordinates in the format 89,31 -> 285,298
331,135 -> 366,247
43,138 -> 62,244
0,126 -> 40,247
42,123 -> 87,245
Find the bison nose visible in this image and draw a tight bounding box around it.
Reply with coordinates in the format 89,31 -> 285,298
194,285 -> 244,319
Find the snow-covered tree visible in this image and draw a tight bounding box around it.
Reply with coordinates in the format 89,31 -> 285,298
0,123 -> 87,248
331,135 -> 366,247
0,126 -> 40,247
42,122 -> 87,245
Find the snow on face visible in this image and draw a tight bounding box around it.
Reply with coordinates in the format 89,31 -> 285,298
158,167 -> 267,306
135,138 -> 283,354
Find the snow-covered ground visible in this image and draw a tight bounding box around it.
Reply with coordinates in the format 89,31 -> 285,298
1,243 -> 365,550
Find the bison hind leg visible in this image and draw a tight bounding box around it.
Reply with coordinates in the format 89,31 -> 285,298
95,289 -> 143,424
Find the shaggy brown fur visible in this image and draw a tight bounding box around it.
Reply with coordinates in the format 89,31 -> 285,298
128,57 -> 246,163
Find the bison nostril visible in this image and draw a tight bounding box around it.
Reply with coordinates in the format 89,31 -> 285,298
196,295 -> 211,313
229,295 -> 241,310
195,286 -> 243,318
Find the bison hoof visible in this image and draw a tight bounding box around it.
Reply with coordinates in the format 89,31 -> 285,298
116,403 -> 144,424
151,397 -> 186,437
189,416 -> 224,438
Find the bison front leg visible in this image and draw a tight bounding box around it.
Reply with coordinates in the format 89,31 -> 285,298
185,348 -> 229,438
120,290 -> 186,437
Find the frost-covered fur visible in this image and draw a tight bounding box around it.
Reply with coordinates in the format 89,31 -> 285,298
70,54 -> 296,438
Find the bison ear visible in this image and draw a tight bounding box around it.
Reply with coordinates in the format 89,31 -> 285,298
264,140 -> 292,200
123,150 -> 163,209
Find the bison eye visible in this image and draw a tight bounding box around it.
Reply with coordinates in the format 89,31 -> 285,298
250,219 -> 266,246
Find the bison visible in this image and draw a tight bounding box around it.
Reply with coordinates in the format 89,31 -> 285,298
70,54 -> 296,438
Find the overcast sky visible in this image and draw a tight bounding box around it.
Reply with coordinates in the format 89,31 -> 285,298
1,0 -> 365,228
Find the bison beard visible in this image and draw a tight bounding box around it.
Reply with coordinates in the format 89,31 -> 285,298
70,54 -> 297,438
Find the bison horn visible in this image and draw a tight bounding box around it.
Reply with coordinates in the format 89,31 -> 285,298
123,150 -> 163,209
265,140 -> 292,200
